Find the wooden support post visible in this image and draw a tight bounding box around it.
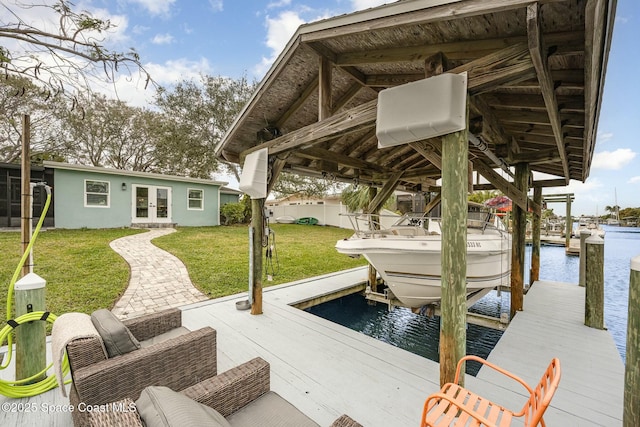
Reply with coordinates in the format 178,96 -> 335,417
21,114 -> 32,275
367,186 -> 378,294
318,56 -> 332,121
530,186 -> 542,285
251,199 -> 264,315
584,234 -> 604,329
510,163 -> 529,318
579,229 -> 591,287
439,125 -> 468,387
16,114 -> 46,382
565,195 -> 572,249
625,255 -> 640,426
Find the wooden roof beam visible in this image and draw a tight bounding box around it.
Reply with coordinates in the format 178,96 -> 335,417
366,171 -> 404,213
241,99 -> 377,160
409,140 -> 442,170
297,146 -> 386,173
583,0 -> 614,179
275,76 -> 318,129
300,0 -> 572,43
473,158 -> 540,214
530,4 -> 582,186
335,31 -> 583,66
510,148 -> 562,165
307,40 -> 368,87
364,43 -> 537,94
266,158 -> 287,196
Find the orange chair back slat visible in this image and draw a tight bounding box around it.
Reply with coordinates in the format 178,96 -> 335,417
421,357 -> 561,427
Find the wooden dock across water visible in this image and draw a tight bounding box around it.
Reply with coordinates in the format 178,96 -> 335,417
0,267 -> 624,426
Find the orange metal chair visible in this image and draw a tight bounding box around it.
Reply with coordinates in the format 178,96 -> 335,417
421,355 -> 561,427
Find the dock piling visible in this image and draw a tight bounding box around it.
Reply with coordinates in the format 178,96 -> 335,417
625,255 -> 640,426
584,234 -> 604,329
579,229 -> 591,287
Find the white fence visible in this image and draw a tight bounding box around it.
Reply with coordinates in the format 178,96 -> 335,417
266,204 -> 400,229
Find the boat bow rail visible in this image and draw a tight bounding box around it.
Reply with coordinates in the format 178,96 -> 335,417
340,210 -> 508,239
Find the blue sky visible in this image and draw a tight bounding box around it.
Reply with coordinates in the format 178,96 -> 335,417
6,0 -> 638,216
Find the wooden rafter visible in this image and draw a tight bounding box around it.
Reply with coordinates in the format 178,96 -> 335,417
409,141 -> 442,170
266,158 -> 287,196
527,3 -> 570,183
300,0 -> 566,43
318,56 -> 333,120
275,76 -> 318,129
583,0 -> 613,179
449,42 -> 536,95
334,31 -> 583,66
472,158 -> 541,214
366,171 -> 404,213
509,148 -> 561,165
333,83 -> 362,112
297,147 -> 386,173
241,99 -> 378,160
469,95 -> 510,147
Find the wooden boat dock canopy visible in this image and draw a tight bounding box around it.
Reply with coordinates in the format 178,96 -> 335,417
215,0 -> 616,196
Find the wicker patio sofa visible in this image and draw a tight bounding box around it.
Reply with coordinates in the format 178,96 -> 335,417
88,357 -> 363,427
60,308 -> 217,426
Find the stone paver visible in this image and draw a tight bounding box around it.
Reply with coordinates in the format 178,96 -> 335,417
110,228 -> 208,319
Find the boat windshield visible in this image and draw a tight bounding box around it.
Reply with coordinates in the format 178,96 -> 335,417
342,207 -> 507,238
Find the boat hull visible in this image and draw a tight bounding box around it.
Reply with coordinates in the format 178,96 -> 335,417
336,233 -> 511,307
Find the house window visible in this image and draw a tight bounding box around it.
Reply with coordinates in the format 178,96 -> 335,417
188,188 -> 204,210
85,180 -> 110,207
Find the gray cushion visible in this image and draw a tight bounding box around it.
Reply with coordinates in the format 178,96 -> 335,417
91,309 -> 141,358
136,386 -> 231,427
140,326 -> 190,348
227,391 -> 319,427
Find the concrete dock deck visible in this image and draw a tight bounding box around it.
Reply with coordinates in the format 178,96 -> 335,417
1,267 -> 625,426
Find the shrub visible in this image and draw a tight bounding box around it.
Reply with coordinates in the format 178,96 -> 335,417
221,202 -> 248,225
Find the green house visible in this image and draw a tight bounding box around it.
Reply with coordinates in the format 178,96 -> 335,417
44,161 -> 238,229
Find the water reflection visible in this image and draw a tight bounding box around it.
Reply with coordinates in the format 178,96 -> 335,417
307,225 -> 636,370
307,293 -> 502,376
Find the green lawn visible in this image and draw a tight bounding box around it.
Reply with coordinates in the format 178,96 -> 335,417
154,224 -> 367,298
0,225 -> 365,320
0,228 -> 142,322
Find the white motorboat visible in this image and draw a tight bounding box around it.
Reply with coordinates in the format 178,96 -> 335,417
335,206 -> 511,308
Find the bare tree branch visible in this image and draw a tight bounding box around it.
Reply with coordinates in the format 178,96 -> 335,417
0,0 -> 155,100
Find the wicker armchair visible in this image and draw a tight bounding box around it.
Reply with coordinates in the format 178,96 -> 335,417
65,308 -> 217,426
88,357 -> 362,427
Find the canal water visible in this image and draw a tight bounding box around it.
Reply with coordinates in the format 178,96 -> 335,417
307,225 -> 637,374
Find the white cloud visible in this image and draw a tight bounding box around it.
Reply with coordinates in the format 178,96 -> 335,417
597,131 -> 614,143
127,0 -> 176,16
591,148 -> 636,170
152,33 -> 174,45
254,10 -> 305,76
208,0 -> 224,12
629,176 -> 640,184
93,58 -> 212,108
351,0 -> 389,11
268,0 -> 292,8
132,24 -> 150,35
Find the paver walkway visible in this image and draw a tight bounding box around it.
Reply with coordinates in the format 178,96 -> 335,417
109,228 -> 208,319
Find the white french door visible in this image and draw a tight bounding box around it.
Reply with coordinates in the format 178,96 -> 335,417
132,185 -> 172,224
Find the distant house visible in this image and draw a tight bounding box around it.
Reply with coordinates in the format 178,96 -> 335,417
0,161 -> 240,229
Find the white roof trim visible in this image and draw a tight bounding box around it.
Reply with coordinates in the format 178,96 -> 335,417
43,161 -> 228,187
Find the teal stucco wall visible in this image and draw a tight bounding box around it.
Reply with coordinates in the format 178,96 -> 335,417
52,168 -> 221,229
